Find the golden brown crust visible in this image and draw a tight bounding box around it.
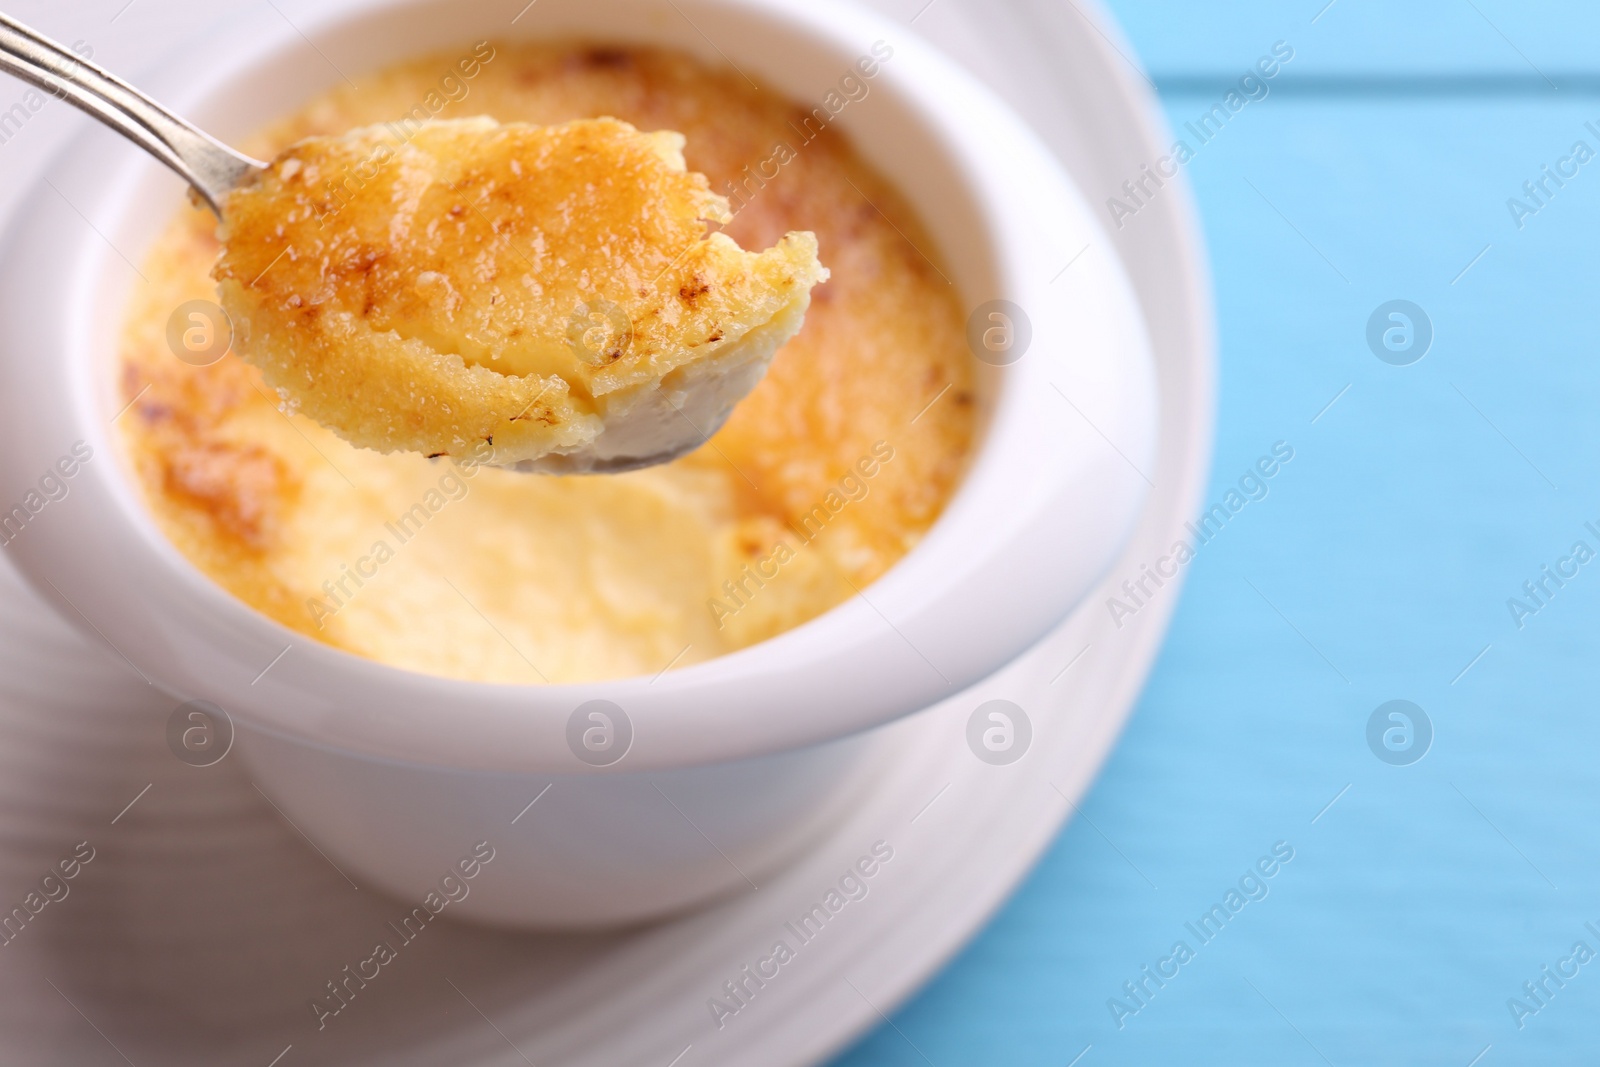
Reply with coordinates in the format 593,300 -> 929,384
213,116 -> 825,464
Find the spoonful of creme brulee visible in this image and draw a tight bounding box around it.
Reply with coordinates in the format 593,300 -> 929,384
0,15 -> 827,473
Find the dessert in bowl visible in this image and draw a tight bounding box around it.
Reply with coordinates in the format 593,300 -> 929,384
121,41 -> 970,683
0,0 -> 1156,925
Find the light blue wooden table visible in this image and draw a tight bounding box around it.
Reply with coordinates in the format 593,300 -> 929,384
835,2 -> 1600,1063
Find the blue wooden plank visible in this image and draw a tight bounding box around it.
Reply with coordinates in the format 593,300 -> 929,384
831,38 -> 1600,1067
1112,0 -> 1600,79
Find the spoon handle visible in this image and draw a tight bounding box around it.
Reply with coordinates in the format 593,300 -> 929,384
0,11 -> 264,213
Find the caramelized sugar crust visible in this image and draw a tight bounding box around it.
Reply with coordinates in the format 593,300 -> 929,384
216,116 -> 824,463
118,44 -> 975,683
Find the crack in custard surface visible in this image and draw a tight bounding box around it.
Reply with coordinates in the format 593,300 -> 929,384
117,43 -> 975,684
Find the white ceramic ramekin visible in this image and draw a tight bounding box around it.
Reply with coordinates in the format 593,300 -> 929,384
0,0 -> 1155,925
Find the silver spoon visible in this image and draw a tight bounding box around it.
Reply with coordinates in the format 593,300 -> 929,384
0,11 -> 263,214
0,12 -> 756,474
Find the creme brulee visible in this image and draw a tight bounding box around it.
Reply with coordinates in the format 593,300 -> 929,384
215,116 -> 827,469
116,41 -> 975,685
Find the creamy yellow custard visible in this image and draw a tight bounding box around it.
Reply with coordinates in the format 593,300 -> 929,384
117,42 -> 975,684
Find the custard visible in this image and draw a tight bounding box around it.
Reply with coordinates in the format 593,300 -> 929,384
215,116 -> 826,468
117,42 -> 974,684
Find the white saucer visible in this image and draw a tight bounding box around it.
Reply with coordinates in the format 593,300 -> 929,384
0,0 -> 1211,1063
